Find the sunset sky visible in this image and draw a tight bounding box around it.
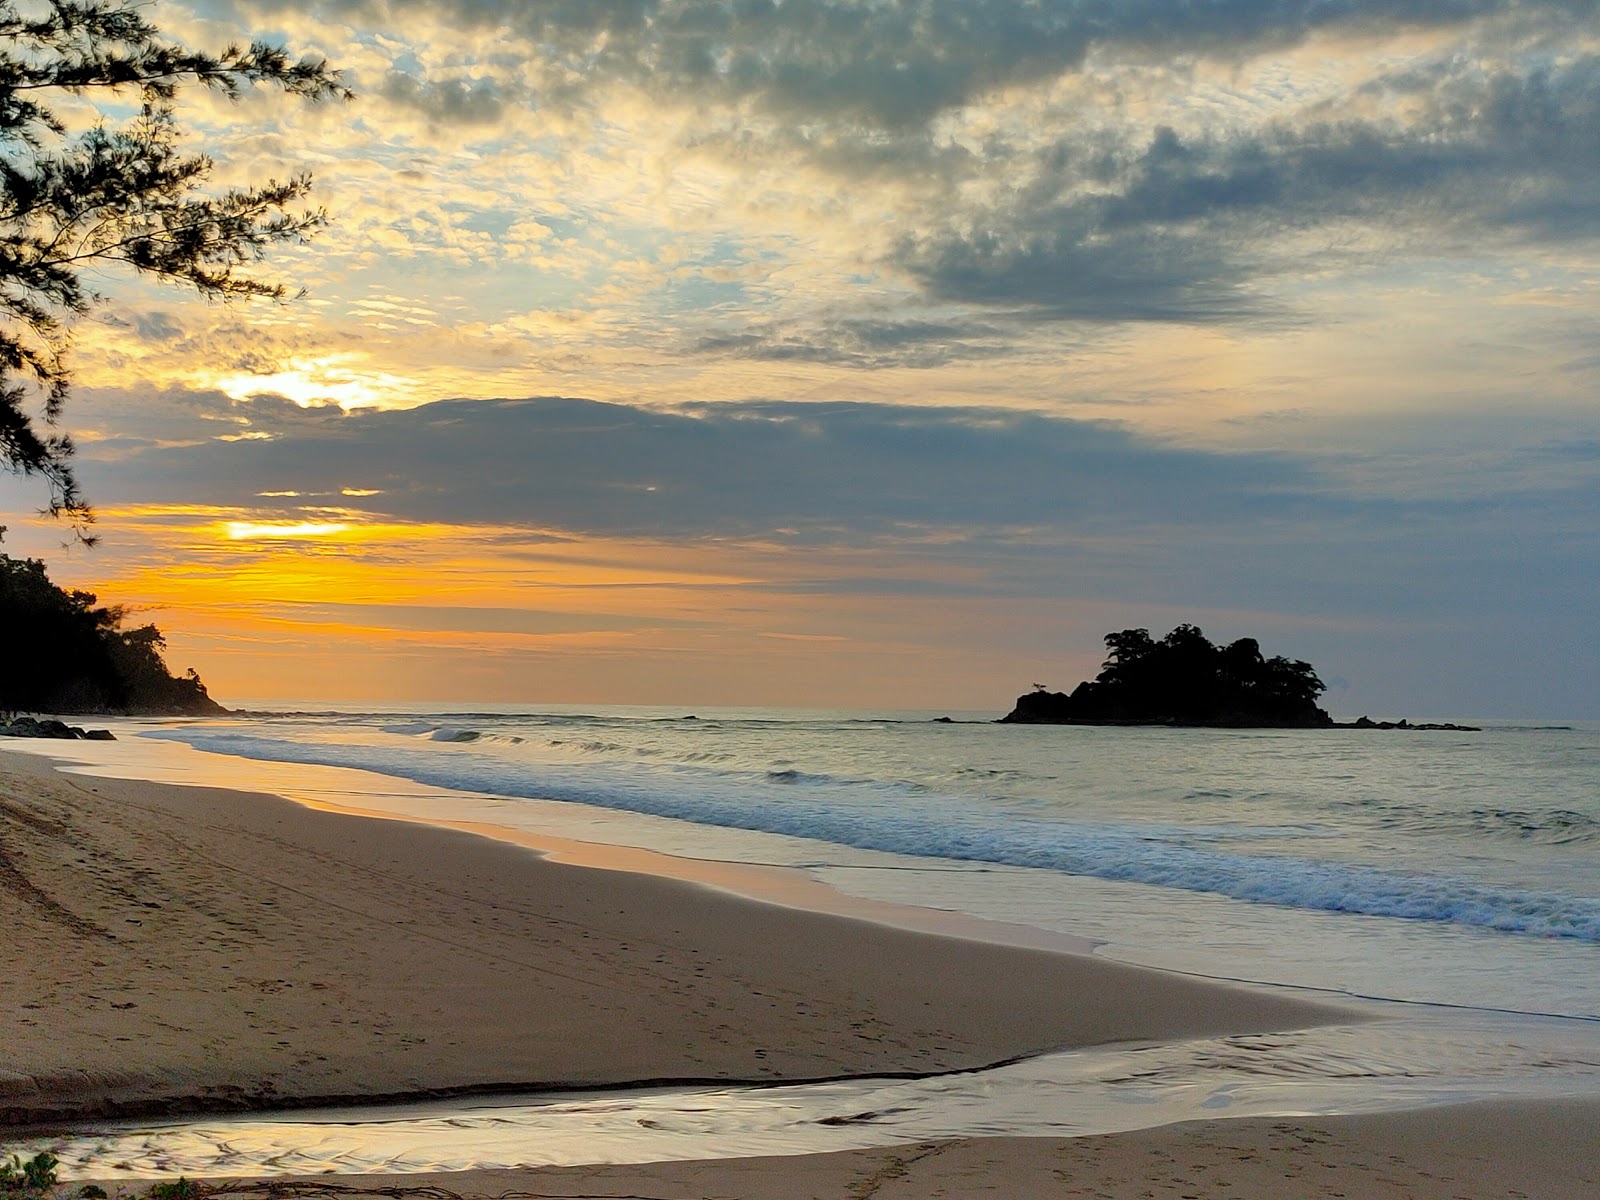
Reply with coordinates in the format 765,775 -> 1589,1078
3,0 -> 1597,715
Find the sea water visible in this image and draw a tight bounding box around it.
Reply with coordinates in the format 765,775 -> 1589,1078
12,705 -> 1600,1176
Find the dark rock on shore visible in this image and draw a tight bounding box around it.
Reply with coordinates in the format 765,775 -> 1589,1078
1338,716 -> 1480,731
1,717 -> 115,740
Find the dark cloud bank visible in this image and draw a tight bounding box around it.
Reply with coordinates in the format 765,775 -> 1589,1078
79,394 -> 1596,595
267,0 -> 1599,130
84,393 -> 1322,536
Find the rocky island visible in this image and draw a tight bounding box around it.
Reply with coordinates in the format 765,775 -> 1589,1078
1002,624 -> 1476,730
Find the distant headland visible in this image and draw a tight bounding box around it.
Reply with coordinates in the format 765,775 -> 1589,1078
1,550 -> 225,739
1001,625 -> 1477,730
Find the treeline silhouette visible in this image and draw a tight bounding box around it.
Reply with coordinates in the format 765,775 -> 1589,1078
1,551 -> 223,716
1003,624 -> 1330,727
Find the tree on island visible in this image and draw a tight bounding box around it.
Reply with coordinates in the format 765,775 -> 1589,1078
0,0 -> 349,533
0,538 -> 220,715
1003,624 -> 1331,727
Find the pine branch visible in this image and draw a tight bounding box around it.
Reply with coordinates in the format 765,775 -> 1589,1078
0,0 -> 349,529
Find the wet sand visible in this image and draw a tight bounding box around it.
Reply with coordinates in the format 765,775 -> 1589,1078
266,1098 -> 1597,1198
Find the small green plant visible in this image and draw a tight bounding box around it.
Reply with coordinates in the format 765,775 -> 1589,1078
145,1182 -> 198,1200
0,1151 -> 59,1192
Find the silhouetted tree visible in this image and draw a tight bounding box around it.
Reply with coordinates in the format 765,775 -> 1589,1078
0,548 -> 220,714
0,0 -> 348,533
1219,637 -> 1264,691
1101,627 -> 1156,671
0,549 -> 111,711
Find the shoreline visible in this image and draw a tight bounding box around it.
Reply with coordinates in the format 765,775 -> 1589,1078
3,729 -> 1102,958
25,716 -> 1598,1009
0,747 -> 1350,1129
8,741 -> 1598,1197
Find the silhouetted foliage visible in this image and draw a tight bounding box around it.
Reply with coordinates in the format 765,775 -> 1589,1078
1003,625 -> 1330,727
0,0 -> 348,533
0,547 -> 221,714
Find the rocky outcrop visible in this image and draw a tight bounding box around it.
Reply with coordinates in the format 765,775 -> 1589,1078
1001,625 -> 1334,728
0,717 -> 115,740
1341,716 -> 1480,731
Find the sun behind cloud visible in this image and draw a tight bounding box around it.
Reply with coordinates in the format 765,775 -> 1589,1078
224,521 -> 353,540
211,354 -> 420,411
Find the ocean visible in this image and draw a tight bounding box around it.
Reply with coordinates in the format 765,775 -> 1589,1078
15,704 -> 1600,1176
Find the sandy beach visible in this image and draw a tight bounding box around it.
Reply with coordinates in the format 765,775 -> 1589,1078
205,1096 -> 1592,1198
4,744 -> 1596,1198
0,746 -> 1340,1125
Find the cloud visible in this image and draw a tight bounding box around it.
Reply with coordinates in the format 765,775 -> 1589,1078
128,311 -> 188,343
224,0 -> 1594,132
260,600 -> 708,635
377,71 -> 517,127
146,0 -> 1596,393
893,54 -> 1600,322
72,393 -> 1334,539
693,315 -> 1014,368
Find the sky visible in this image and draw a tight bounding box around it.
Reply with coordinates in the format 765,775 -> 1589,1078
2,0 -> 1597,715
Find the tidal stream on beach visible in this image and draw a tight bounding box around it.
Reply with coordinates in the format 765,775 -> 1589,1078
9,706 -> 1599,1176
